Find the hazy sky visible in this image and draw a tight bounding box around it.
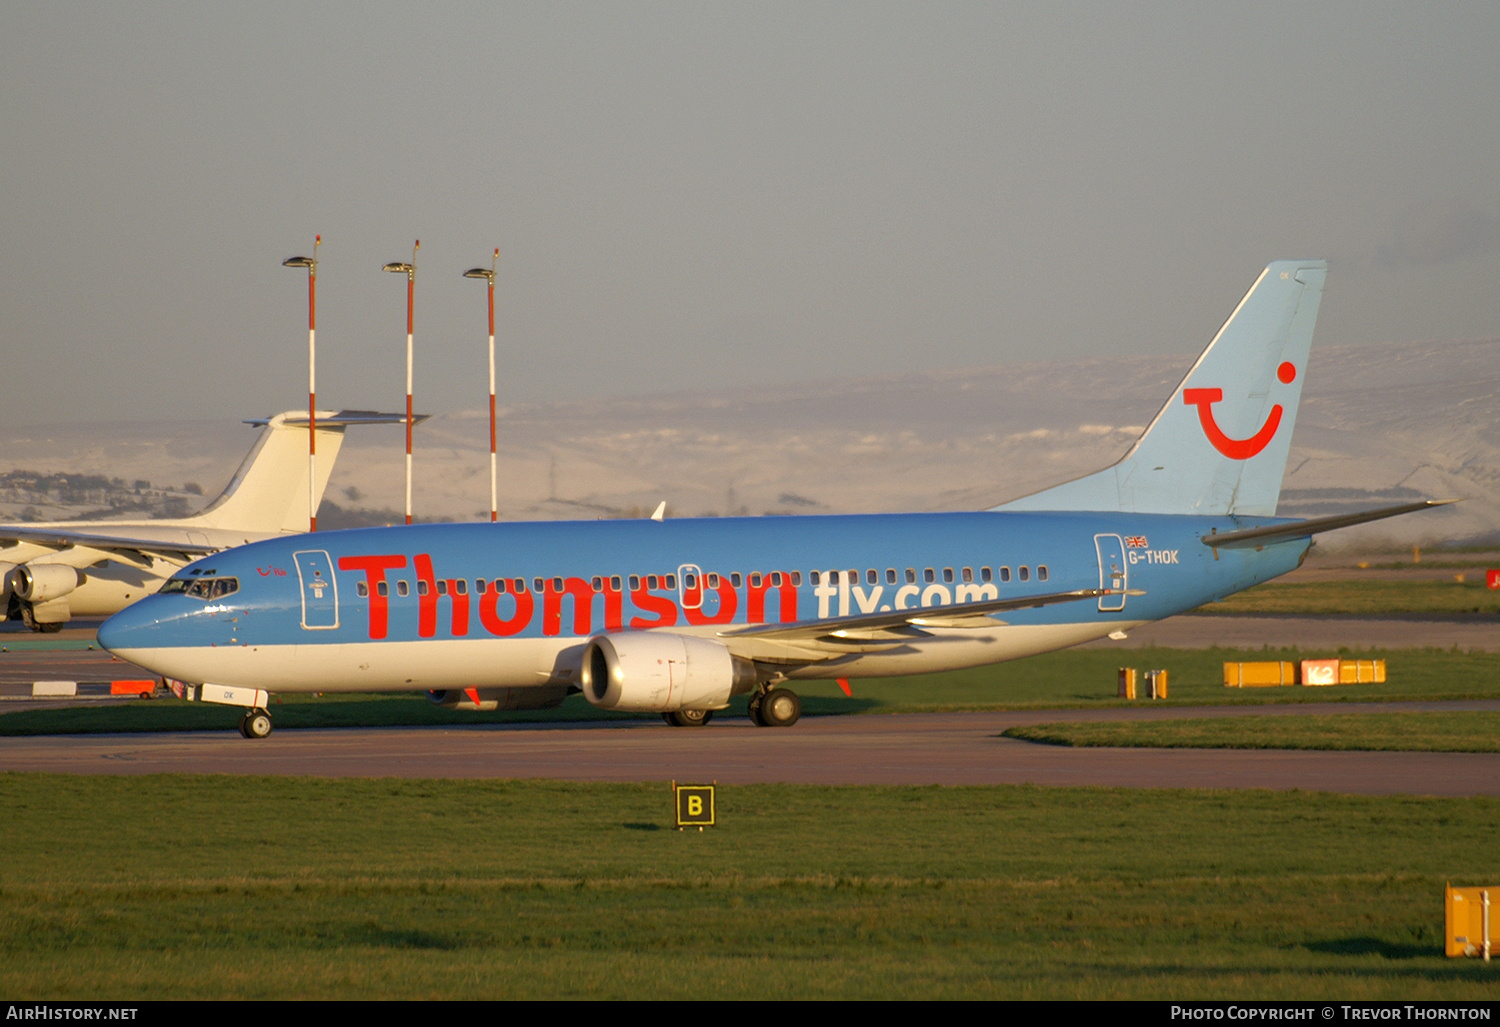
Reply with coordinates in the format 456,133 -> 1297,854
4,2 -> 1499,428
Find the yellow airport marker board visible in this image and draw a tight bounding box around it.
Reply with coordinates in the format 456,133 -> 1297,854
1445,884 -> 1493,958
674,782 -> 716,830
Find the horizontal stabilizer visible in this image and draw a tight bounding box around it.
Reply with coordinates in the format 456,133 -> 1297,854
243,410 -> 427,428
1202,500 -> 1456,549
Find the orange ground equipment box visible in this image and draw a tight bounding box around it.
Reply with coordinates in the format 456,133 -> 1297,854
1445,884 -> 1493,959
1300,658 -> 1386,686
1223,661 -> 1296,687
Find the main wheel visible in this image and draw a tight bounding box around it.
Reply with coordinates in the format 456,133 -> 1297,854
746,693 -> 766,727
241,709 -> 273,739
665,709 -> 713,727
758,688 -> 801,727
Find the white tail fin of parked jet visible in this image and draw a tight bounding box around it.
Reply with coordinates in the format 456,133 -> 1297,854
994,260 -> 1327,517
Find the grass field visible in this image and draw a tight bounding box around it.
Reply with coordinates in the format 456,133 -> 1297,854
1,774 -> 1497,999
5,645 -> 1499,738
1201,580 -> 1500,616
1005,711 -> 1500,752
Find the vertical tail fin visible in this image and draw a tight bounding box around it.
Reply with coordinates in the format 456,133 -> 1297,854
188,412 -> 350,534
993,259 -> 1326,516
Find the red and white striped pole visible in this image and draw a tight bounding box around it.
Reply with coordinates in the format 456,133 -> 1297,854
383,240 -> 419,525
463,248 -> 500,522
282,237 -> 320,531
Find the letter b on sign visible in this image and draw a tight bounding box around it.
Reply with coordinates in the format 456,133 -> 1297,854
674,783 -> 716,829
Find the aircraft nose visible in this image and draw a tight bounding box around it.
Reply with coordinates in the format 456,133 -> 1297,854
97,598 -> 163,654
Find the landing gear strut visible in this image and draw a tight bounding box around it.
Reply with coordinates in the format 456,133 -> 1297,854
662,709 -> 714,727
749,687 -> 800,727
239,708 -> 273,739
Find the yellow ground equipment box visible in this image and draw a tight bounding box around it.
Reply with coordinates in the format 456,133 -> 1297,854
1339,659 -> 1386,684
1118,667 -> 1136,700
1142,668 -> 1168,699
1445,884 -> 1493,959
1223,661 -> 1297,687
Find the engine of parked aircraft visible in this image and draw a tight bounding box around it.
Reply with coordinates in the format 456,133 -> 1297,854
427,685 -> 571,712
580,630 -> 758,712
14,564 -> 81,603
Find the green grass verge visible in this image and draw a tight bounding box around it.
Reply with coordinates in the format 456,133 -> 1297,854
1005,711 -> 1500,752
5,645 -> 1500,736
1201,580 -> 1500,616
1,775 -> 1497,999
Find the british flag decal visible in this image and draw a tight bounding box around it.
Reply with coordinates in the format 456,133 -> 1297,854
1124,536 -> 1148,548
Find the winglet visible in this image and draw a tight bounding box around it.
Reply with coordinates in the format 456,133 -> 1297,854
650,501 -> 667,522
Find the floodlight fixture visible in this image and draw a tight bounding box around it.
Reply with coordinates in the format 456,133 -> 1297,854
283,234 -> 321,531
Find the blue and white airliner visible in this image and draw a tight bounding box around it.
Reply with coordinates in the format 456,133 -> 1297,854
98,260 -> 1444,738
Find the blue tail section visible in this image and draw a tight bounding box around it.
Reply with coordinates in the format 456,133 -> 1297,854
993,259 -> 1327,516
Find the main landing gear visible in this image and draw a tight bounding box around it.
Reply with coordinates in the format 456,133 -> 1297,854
239,708 -> 273,739
747,687 -> 800,728
661,709 -> 714,727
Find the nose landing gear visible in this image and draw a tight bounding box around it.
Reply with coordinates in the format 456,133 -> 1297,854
239,708 -> 273,739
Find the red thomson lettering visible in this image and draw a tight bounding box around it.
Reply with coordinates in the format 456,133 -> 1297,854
543,577 -> 595,636
478,580 -> 534,636
414,554 -> 469,638
336,554 -> 408,639
684,573 -> 738,626
746,571 -> 798,624
629,581 -> 678,630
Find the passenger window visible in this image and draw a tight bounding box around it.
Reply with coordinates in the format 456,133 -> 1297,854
476,579 -> 486,594
418,580 -> 430,596
552,577 -> 563,592
866,569 -> 877,585
437,580 -> 448,595
591,576 -> 602,592
397,580 -> 409,597
829,570 -> 839,584
981,567 -> 992,583
791,571 -> 802,586
532,578 -> 543,594
924,568 -> 935,583
1019,566 -> 1030,582
666,575 -> 677,589
610,576 -> 622,591
961,567 -> 973,583
629,575 -> 641,591
771,572 -> 783,587
357,582 -> 369,598
942,567 -> 954,583
455,580 -> 468,596
707,573 -> 719,588
1038,565 -> 1049,581
732,572 -> 743,588
376,581 -> 388,597
750,573 -> 762,587
999,567 -> 1011,582
809,571 -> 820,585
886,569 -> 896,585
647,575 -> 658,589
906,568 -> 916,584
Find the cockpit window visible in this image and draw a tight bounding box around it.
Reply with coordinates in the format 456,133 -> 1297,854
161,576 -> 238,600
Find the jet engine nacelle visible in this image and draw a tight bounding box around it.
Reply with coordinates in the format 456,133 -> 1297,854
580,631 -> 758,712
426,685 -> 571,712
14,564 -> 81,603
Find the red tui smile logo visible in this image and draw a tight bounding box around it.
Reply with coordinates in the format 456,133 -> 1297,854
1182,361 -> 1296,460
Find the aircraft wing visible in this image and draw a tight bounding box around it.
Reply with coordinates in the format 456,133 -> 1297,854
1201,500 -> 1456,550
715,587 -> 1140,662
0,525 -> 220,563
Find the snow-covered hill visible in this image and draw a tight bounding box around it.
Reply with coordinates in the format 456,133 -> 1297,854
4,337 -> 1496,546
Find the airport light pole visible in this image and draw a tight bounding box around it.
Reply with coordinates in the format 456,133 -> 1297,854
383,240 -> 419,525
463,249 -> 500,522
282,235 -> 320,532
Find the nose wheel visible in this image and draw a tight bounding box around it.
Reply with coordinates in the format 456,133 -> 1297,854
748,687 -> 800,727
239,708 -> 273,739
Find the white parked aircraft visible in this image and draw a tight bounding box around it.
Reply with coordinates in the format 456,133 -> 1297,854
0,411 -> 412,631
